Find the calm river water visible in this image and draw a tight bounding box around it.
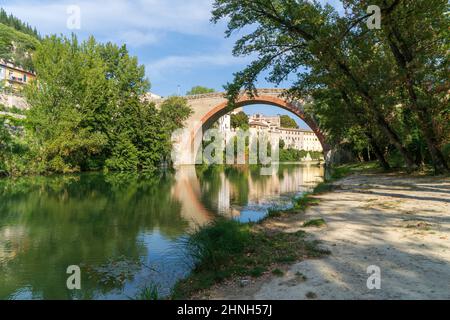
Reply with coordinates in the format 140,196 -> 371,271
0,164 -> 324,300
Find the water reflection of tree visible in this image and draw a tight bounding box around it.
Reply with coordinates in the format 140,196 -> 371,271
225,166 -> 251,206
0,172 -> 188,299
196,165 -> 274,210
196,165 -> 324,215
196,165 -> 230,210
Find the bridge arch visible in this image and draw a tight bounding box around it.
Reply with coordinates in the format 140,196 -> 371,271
160,89 -> 330,165
199,94 -> 328,153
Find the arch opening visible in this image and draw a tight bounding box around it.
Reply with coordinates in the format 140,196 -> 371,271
193,95 -> 329,165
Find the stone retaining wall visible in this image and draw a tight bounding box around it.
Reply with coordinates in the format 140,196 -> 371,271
0,93 -> 29,110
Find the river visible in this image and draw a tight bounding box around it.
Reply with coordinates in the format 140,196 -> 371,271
0,164 -> 324,300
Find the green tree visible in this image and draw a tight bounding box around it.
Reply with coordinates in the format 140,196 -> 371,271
0,23 -> 39,71
0,8 -> 40,39
343,0 -> 449,172
230,111 -> 249,130
280,115 -> 298,129
25,35 -> 109,173
186,86 -> 215,95
24,34 -> 192,174
211,0 -> 449,172
0,117 -> 12,175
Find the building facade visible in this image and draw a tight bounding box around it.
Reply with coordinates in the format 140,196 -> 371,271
0,60 -> 36,92
247,114 -> 323,152
278,127 -> 323,152
217,112 -> 323,153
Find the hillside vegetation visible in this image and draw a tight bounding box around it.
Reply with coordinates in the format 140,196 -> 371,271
0,8 -> 40,39
0,22 -> 39,71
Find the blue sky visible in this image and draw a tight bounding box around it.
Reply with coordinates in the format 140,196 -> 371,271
1,0 -> 343,128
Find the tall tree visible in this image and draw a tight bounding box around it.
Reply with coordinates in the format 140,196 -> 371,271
343,0 -> 449,172
24,35 -> 192,174
0,117 -> 12,175
0,8 -> 40,39
280,115 -> 298,129
212,0 -> 448,171
25,35 -> 110,173
231,111 -> 249,130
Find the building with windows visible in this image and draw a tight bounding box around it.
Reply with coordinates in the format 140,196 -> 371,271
249,113 -> 280,129
218,113 -> 323,153
278,127 -> 323,152
248,114 -> 323,152
0,60 -> 36,92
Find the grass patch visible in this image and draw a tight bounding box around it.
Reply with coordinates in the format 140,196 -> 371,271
303,218 -> 327,228
330,161 -> 381,180
275,255 -> 297,263
304,240 -> 331,257
266,208 -> 283,218
172,220 -> 329,299
263,193 -> 320,221
249,266 -> 267,278
134,284 -> 160,300
293,193 -> 320,210
405,221 -> 432,231
272,269 -> 284,276
313,182 -> 335,194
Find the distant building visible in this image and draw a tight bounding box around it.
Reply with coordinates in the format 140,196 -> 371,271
0,60 -> 36,92
249,113 -> 280,129
217,107 -> 243,142
218,112 -> 323,153
278,127 -> 322,152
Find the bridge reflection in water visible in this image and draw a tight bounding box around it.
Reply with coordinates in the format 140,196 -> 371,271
172,164 -> 324,226
0,164 -> 324,299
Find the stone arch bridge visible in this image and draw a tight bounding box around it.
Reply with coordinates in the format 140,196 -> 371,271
148,88 -> 329,166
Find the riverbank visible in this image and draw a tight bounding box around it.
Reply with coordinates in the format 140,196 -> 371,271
175,165 -> 450,300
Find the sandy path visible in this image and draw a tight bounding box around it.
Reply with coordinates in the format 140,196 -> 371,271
206,173 -> 450,300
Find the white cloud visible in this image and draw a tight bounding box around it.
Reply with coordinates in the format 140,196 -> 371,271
146,53 -> 250,78
114,30 -> 160,47
2,0 -> 218,46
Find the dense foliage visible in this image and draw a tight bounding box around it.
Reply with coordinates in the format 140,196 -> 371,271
186,86 -> 215,95
279,147 -> 323,162
1,35 -> 192,176
0,117 -> 11,175
0,8 -> 40,39
280,115 -> 298,129
230,111 -> 249,129
0,22 -> 39,71
212,0 -> 449,173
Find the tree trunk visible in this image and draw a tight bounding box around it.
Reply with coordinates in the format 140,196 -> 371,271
375,113 -> 416,171
334,61 -> 416,171
255,3 -> 418,171
404,75 -> 449,173
365,131 -> 391,171
383,17 -> 449,173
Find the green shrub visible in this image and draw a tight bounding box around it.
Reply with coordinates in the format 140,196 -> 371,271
105,137 -> 139,172
135,284 -> 160,300
293,194 -> 319,210
443,143 -> 450,166
186,219 -> 251,271
303,218 -> 327,228
272,269 -> 284,276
